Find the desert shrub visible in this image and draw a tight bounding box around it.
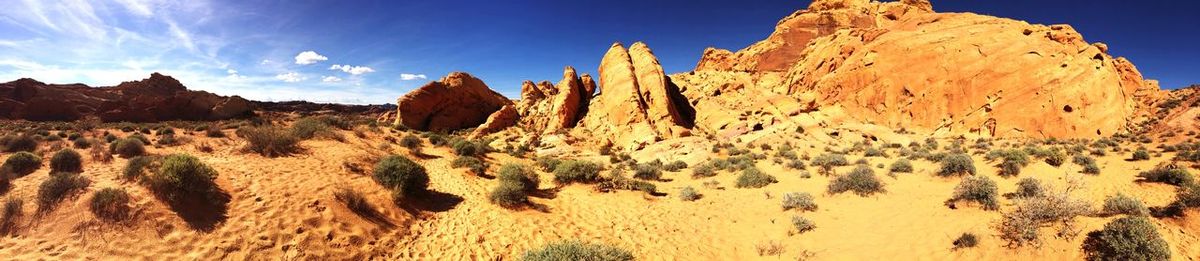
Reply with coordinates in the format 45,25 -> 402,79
552,160 -> 601,185
89,188 -> 131,221
291,117 -> 334,140
864,147 -> 886,157
828,165 -> 885,196
735,167 -> 777,188
451,156 -> 487,176
679,186 -> 700,201
110,138 -> 146,158
781,192 -> 817,212
520,240 -> 634,261
399,134 -> 422,148
49,148 -> 83,173
37,173 -> 90,210
122,156 -> 155,181
2,197 -> 22,225
785,159 -> 806,170
1014,177 -> 1045,198
1137,167 -> 1194,186
1081,216 -> 1170,261
423,133 -> 449,146
812,153 -> 849,174
662,160 -> 687,172
888,158 -> 913,173
72,138 -> 92,149
1082,162 -> 1101,175
791,216 -> 816,234
986,149 -> 1028,164
205,125 -> 226,138
156,133 -> 179,146
998,183 -> 1092,247
103,133 -> 118,143
333,187 -> 373,214
535,157 -> 563,172
240,126 -> 301,157
497,163 -> 539,192
489,182 -> 529,208
146,154 -> 220,202
1072,155 -> 1096,166
953,233 -> 979,249
373,155 -> 429,200
450,138 -> 488,157
948,176 -> 999,210
1,135 -> 37,152
691,162 -> 717,178
1,151 -> 41,177
1102,193 -> 1148,216
1044,150 -> 1066,167
595,174 -> 658,194
128,133 -> 151,144
938,153 -> 976,177
1131,149 -> 1151,161
632,164 -> 662,180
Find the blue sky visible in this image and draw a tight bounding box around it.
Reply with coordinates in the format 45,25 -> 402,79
1,0 -> 1196,104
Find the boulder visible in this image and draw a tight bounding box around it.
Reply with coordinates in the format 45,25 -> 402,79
471,105 -> 519,138
394,72 -> 513,132
515,66 -> 594,134
578,42 -> 693,151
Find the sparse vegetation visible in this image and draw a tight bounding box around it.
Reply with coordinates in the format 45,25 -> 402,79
1136,167 -> 1194,186
89,188 -> 131,221
998,179 -> 1092,247
791,216 -> 816,234
781,192 -> 817,212
49,148 -> 83,173
1081,216 -> 1170,261
828,165 -> 885,196
1014,177 -> 1045,198
333,187 -> 373,214
691,162 -> 717,178
111,138 -> 147,158
1131,149 -> 1150,161
399,134 -> 422,151
451,156 -> 487,176
938,153 -> 976,177
948,176 -> 999,210
373,155 -> 429,201
146,154 -> 221,202
0,135 -> 37,152
36,172 -> 90,211
552,160 -> 601,185
953,233 -> 979,249
632,163 -> 662,180
679,186 -> 700,201
239,126 -> 301,157
735,167 -> 777,188
812,153 -> 849,174
1102,193 -> 1148,216
520,240 -> 634,261
888,158 -> 913,173
1,151 -> 41,177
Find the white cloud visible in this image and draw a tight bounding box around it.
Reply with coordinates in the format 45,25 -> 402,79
226,69 -> 237,74
294,51 -> 327,65
260,59 -> 271,65
275,72 -> 305,82
329,64 -> 375,75
400,73 -> 427,81
321,76 -> 342,82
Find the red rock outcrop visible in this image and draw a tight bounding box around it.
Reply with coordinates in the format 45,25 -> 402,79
682,0 -> 1159,138
394,72 -> 513,132
514,66 -> 594,134
0,73 -> 254,122
578,42 -> 692,150
471,105 -> 519,138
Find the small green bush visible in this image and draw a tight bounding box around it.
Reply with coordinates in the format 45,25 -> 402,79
111,138 -> 146,158
37,173 -> 90,210
497,163 -> 539,192
123,156 -> 155,181
781,192 -> 817,212
399,134 -> 422,149
1103,193 -> 1149,216
791,216 -> 816,234
373,155 -> 429,200
953,233 -> 979,249
147,154 -> 219,201
72,138 -> 92,149
632,164 -> 662,180
1082,162 -> 1101,175
552,160 -> 601,185
89,188 -> 131,221
662,160 -> 687,172
451,156 -> 487,176
1137,167 -> 1194,186
49,149 -> 83,173
2,197 -> 22,225
489,182 -> 529,208
679,186 -> 700,201
735,167 -> 777,188
333,187 -> 373,214
1082,216 -> 1170,261
1073,155 -> 1096,166
691,162 -> 717,178
450,138 -> 489,157
1131,149 -> 1150,161
938,153 -> 976,177
1045,150 -> 1066,167
291,117 -> 334,140
812,153 -> 849,174
535,157 -> 564,172
240,126 -> 301,157
1014,177 -> 1045,198
889,158 -> 913,173
521,240 -> 634,261
1,151 -> 41,177
828,165 -> 885,196
0,135 -> 37,152
949,176 -> 999,210
864,147 -> 886,157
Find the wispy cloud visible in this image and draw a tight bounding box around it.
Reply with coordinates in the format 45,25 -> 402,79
329,64 -> 375,75
294,51 -> 327,65
321,76 -> 342,82
400,73 -> 427,80
275,72 -> 305,82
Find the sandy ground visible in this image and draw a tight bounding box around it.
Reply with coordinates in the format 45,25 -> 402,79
1,128 -> 1198,260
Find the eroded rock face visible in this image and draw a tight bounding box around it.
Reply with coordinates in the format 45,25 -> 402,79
682,0 -> 1158,138
394,72 -> 513,132
578,42 -> 692,151
515,66 -> 593,134
471,105 -> 519,138
0,73 -> 255,122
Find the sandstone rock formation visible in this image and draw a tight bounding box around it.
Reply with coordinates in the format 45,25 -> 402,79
471,105 -> 519,138
684,0 -> 1158,138
0,73 -> 254,122
514,66 -> 594,134
394,72 -> 513,132
577,42 -> 693,150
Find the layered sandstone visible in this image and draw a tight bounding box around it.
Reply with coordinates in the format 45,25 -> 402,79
514,66 -> 594,134
471,105 -> 519,138
577,42 -> 692,150
393,72 -> 513,132
0,73 -> 254,122
685,0 -> 1158,138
